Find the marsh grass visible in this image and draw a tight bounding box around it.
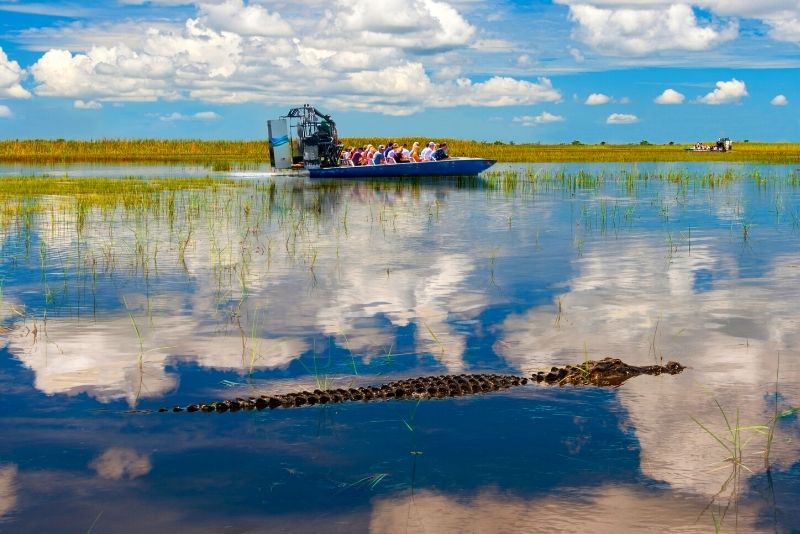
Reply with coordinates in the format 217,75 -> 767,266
693,384 -> 800,533
2,170 -> 799,399
2,139 -> 799,164
693,401 -> 767,531
378,343 -> 395,375
0,139 -> 268,163
419,318 -> 444,354
480,167 -> 797,198
346,139 -> 800,164
337,472 -> 389,493
692,400 -> 767,471
762,357 -> 800,470
553,295 -> 563,328
298,340 -> 335,391
248,308 -> 261,375
86,510 -> 104,534
0,175 -> 236,205
340,332 -> 359,376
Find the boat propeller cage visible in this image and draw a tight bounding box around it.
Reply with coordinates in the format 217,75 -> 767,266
283,105 -> 343,169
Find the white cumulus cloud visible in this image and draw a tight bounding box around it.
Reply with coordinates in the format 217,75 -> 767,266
193,111 -> 219,120
513,111 -> 566,126
568,46 -> 585,63
585,93 -> 611,105
198,0 -> 292,37
654,88 -> 685,104
470,38 -> 516,52
447,76 -> 562,107
32,46 -> 178,101
142,18 -> 242,78
30,18 -> 245,102
74,99 -> 102,109
770,94 -> 788,106
516,54 -> 534,67
697,78 -> 748,104
0,47 -> 31,99
330,0 -> 476,53
698,1 -> 800,44
764,14 -> 800,44
118,1 -> 194,4
0,104 -> 11,118
23,2 -> 562,115
341,68 -> 561,115
556,2 -> 738,55
606,113 -> 639,124
159,111 -> 220,121
556,0 -> 800,51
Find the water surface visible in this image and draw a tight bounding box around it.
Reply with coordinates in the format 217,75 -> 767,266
1,162 -> 799,532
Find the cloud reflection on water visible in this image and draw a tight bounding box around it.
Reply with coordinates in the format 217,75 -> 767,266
6,316 -> 308,404
90,448 -> 152,481
495,236 -> 800,496
368,485 -> 768,533
0,464 -> 17,520
4,184 -> 486,403
3,176 -> 800,514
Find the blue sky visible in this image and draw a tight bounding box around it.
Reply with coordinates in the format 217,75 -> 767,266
0,0 -> 798,142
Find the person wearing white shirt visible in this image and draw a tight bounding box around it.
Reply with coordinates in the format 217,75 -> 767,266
420,141 -> 435,161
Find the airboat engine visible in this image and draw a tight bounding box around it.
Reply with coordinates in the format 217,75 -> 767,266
716,137 -> 733,152
268,104 -> 342,170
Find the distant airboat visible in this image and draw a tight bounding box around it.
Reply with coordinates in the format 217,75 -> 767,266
686,137 -> 733,152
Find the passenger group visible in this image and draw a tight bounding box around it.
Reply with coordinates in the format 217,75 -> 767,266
341,141 -> 450,166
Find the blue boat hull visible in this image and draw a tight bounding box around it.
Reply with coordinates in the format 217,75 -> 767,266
308,158 -> 496,179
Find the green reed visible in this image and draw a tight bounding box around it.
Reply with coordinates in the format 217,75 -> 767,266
0,175 -> 234,198
481,166 -> 800,195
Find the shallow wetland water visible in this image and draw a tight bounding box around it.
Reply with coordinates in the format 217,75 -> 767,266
1,162 -> 800,532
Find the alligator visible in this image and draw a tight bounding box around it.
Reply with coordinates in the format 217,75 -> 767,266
159,358 -> 685,413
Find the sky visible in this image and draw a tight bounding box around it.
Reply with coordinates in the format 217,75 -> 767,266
0,0 -> 798,143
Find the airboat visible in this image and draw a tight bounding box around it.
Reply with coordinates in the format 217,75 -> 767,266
267,105 -> 496,178
685,137 -> 733,152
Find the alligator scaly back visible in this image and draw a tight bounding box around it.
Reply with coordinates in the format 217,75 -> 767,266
158,358 -> 685,413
